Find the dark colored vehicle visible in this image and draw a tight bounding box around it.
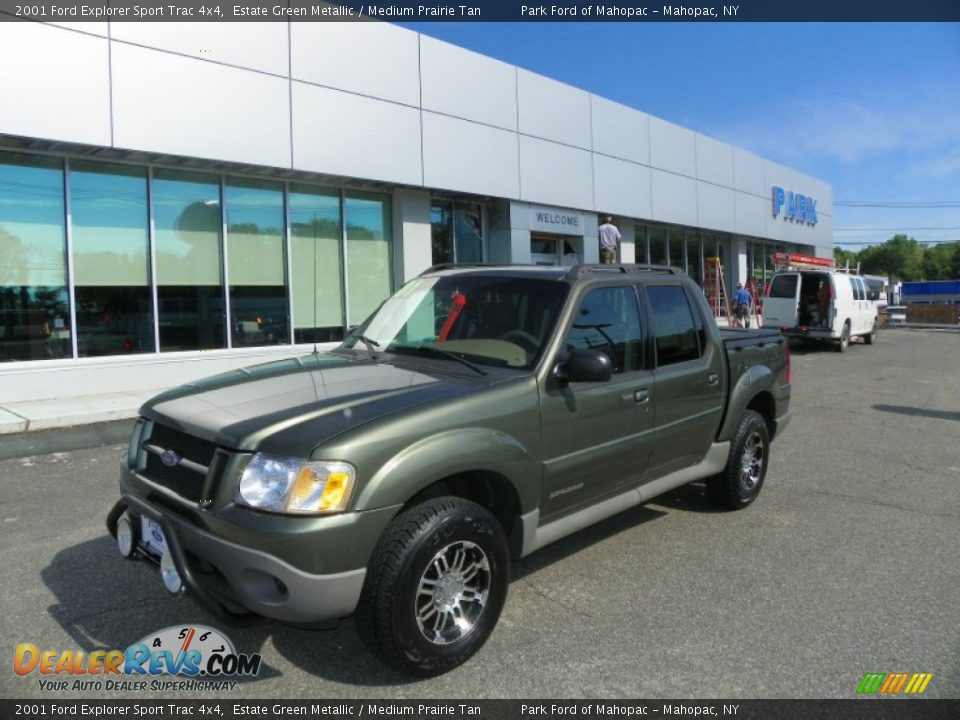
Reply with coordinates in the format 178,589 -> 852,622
107,264 -> 792,676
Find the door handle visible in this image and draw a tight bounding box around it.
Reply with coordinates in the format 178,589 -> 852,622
707,373 -> 719,385
633,388 -> 650,403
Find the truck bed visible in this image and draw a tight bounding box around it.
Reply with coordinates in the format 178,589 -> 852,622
718,327 -> 784,350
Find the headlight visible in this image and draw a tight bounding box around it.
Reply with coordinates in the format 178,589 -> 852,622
236,454 -> 355,515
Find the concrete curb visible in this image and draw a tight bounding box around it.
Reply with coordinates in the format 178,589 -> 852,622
0,419 -> 135,461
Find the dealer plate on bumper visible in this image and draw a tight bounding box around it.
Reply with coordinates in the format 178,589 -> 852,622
140,516 -> 168,557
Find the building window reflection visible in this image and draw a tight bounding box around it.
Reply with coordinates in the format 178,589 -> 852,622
71,161 -> 154,357
153,169 -> 226,352
290,184 -> 343,344
430,200 -> 483,266
0,152 -> 70,362
345,192 -> 392,327
225,178 -> 289,347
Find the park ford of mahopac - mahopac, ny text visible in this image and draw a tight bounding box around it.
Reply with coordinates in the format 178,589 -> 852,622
520,4 -> 739,16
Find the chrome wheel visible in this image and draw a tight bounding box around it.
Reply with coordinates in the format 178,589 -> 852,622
415,540 -> 490,645
739,431 -> 765,493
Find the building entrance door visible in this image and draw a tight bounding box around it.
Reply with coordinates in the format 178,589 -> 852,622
530,232 -> 581,266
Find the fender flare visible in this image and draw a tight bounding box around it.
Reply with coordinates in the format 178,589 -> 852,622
353,427 -> 539,514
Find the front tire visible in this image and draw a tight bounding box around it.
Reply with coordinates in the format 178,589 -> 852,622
708,409 -> 770,510
355,497 -> 509,677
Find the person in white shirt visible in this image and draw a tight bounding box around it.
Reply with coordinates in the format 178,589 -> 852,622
598,216 -> 621,264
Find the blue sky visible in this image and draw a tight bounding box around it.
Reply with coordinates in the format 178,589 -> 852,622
405,22 -> 960,251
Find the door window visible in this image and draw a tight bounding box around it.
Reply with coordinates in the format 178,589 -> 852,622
565,286 -> 643,373
647,284 -> 702,366
769,274 -> 799,298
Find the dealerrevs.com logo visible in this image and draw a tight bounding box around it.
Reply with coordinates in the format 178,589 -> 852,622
14,625 -> 261,692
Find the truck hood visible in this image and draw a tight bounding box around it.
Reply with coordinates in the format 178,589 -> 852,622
140,353 -> 486,454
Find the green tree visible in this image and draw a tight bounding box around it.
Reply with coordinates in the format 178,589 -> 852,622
833,247 -> 859,271
921,241 -> 960,280
858,234 -> 925,281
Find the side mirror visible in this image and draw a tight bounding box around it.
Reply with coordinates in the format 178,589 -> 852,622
554,348 -> 613,384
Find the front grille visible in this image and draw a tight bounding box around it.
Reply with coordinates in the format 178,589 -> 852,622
139,422 -> 219,504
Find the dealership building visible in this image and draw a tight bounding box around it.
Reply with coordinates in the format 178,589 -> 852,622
0,18 -> 832,411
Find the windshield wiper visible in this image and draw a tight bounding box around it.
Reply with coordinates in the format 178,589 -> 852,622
394,345 -> 488,376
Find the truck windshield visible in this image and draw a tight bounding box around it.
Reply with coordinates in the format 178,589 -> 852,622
340,275 -> 569,369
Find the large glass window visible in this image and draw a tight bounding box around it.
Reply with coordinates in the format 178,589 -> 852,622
153,169 -> 225,351
649,226 -> 668,265
454,204 -> 483,262
345,192 -> 392,326
289,184 -> 343,344
71,161 -> 154,357
225,178 -> 288,347
430,201 -> 453,266
686,232 -> 702,286
669,230 -> 685,270
565,286 -> 643,373
430,200 -> 483,265
0,152 -> 70,362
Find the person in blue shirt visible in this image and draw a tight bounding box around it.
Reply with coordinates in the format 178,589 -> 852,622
734,283 -> 753,328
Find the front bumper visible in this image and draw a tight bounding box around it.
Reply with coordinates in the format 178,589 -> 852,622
107,492 -> 368,627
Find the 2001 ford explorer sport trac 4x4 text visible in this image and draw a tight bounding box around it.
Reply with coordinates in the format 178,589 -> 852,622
107,263 -> 792,676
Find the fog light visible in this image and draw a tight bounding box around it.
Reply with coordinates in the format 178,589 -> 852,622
160,551 -> 183,594
116,515 -> 135,559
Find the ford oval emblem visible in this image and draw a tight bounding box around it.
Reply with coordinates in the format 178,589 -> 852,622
160,449 -> 181,467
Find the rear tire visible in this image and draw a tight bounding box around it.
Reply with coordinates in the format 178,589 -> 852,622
836,322 -> 850,352
708,410 -> 770,510
864,321 -> 877,345
355,497 -> 509,677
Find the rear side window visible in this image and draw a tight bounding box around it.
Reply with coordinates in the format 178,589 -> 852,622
769,274 -> 798,298
647,285 -> 701,366
855,278 -> 866,301
565,286 -> 644,373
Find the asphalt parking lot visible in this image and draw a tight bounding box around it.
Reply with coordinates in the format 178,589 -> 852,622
1,328 -> 957,699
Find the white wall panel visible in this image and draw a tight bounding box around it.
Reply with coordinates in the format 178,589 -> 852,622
593,155 -> 651,220
591,96 -> 649,165
519,137 -> 593,210
422,113 -> 520,199
696,134 -> 734,187
764,160 -> 799,199
649,117 -> 696,177
735,192 -> 767,238
420,36 -> 516,131
0,22 -> 110,146
292,82 -> 421,186
733,147 -> 766,196
112,43 -> 290,167
48,22 -> 108,36
517,70 -> 591,149
111,22 -> 288,76
291,22 -> 419,107
697,182 -> 736,234
650,169 -> 697,227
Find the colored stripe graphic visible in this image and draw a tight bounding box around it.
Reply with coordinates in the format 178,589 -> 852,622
858,672 -> 933,694
857,673 -> 886,693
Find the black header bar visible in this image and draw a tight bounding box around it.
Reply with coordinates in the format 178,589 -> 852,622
1,0 -> 959,21
2,700 -> 959,720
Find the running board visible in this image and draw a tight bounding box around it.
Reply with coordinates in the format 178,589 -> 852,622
519,441 -> 730,558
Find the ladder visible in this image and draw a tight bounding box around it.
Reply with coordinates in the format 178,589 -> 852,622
744,275 -> 762,324
704,256 -> 734,327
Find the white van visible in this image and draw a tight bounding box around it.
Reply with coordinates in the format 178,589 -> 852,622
762,270 -> 880,351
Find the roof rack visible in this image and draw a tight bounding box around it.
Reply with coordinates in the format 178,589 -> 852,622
564,263 -> 684,280
420,262 -> 526,275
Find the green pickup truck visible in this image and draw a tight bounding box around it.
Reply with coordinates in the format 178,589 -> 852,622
107,264 -> 791,676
